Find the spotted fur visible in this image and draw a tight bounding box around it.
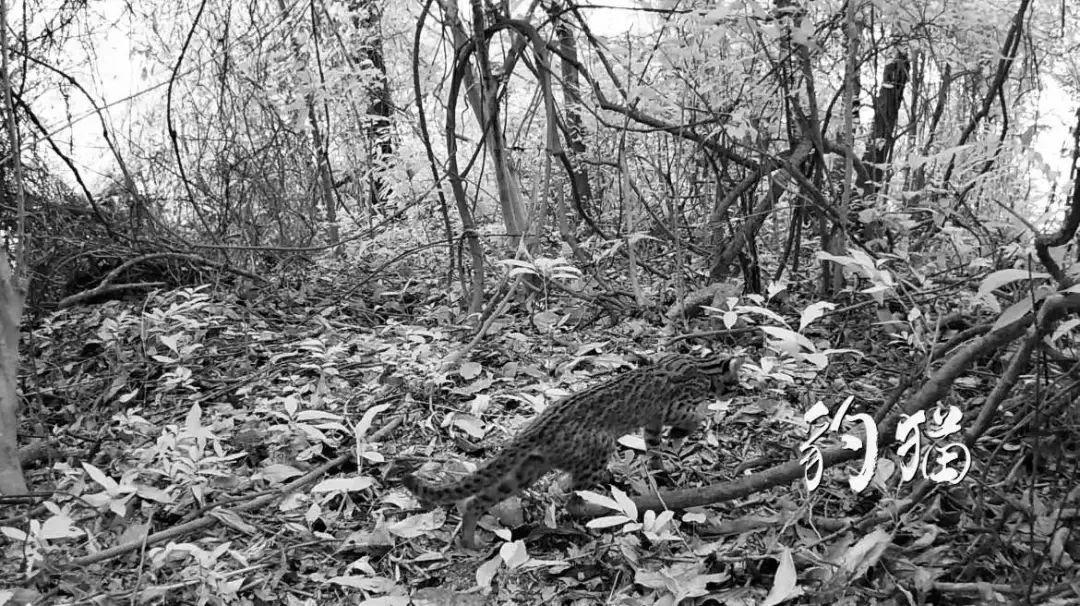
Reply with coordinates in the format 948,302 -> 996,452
403,353 -> 743,548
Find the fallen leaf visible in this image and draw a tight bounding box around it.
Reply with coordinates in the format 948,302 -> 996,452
475,555 -> 502,593
761,547 -> 802,605
312,476 -> 374,493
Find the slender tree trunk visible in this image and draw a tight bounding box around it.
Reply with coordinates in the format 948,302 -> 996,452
415,0 -> 484,312
859,52 -> 910,194
354,0 -> 394,209
554,15 -> 593,211
279,0 -> 340,253
911,61 -> 951,195
0,0 -> 27,494
0,252 -> 26,495
853,52 -> 910,249
439,0 -> 528,249
829,0 -> 858,293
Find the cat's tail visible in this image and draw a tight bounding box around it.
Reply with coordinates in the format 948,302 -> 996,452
403,447 -> 528,504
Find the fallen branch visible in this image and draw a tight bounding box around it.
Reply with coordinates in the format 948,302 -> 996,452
571,300 -> 1041,519
570,447 -> 861,518
57,252 -> 264,309
57,282 -> 167,308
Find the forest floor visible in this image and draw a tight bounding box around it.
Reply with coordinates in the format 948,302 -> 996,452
1,264 -> 1073,605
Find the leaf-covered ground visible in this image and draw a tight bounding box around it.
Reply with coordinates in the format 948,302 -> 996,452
2,256 -> 1076,605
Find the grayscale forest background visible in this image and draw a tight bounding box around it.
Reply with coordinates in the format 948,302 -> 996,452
1,1 -> 1079,604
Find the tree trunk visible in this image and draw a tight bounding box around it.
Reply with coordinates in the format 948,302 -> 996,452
858,52 -> 910,194
0,251 -> 27,495
279,0 -> 340,253
440,0 -> 529,249
554,15 -> 593,212
354,0 -> 395,209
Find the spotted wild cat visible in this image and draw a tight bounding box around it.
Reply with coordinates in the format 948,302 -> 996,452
403,353 -> 743,548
